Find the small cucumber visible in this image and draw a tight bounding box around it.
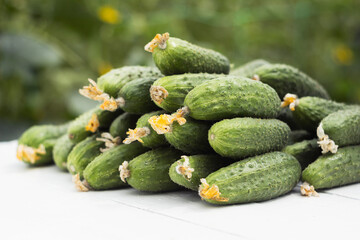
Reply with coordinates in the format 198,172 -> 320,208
283,139 -> 321,170
145,33 -> 230,75
53,134 -> 75,171
302,145 -> 360,189
117,77 -> 160,114
209,118 -> 290,159
120,148 -> 183,192
199,152 -> 301,205
82,142 -> 148,190
169,155 -> 229,191
17,124 -> 68,166
109,113 -> 139,140
184,76 -> 281,120
230,59 -> 270,77
253,64 -> 330,99
287,130 -> 313,145
150,73 -> 223,112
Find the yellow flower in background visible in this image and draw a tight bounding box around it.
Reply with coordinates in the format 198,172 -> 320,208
334,45 -> 354,65
98,5 -> 121,24
98,62 -> 113,75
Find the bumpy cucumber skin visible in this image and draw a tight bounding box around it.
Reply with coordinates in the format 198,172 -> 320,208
67,135 -> 104,179
302,145 -> 360,189
203,152 -> 301,205
119,77 -> 160,114
151,73 -> 223,112
254,64 -> 330,99
67,107 -> 122,143
18,124 -> 68,166
152,37 -> 230,75
286,130 -> 313,145
165,117 -> 212,154
283,139 -> 321,170
127,148 -> 183,192
321,109 -> 360,147
109,113 -> 138,140
136,111 -> 168,148
169,155 -> 229,191
209,118 -> 290,159
97,66 -> 162,97
230,59 -> 270,77
184,76 -> 281,120
83,142 -> 148,190
53,134 -> 75,171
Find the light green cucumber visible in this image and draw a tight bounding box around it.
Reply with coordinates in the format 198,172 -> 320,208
283,139 -> 321,170
53,134 -> 75,171
209,118 -> 290,159
184,76 -> 281,120
287,130 -> 313,145
109,113 -> 139,140
200,152 -> 301,205
230,59 -> 270,77
83,142 -> 148,190
302,145 -> 360,189
169,155 -> 229,191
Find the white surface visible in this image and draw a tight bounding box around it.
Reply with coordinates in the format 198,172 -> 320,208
1,140 -> 359,240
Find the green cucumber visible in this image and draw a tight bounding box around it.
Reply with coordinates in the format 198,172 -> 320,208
302,145 -> 360,189
209,118 -> 290,159
283,139 -> 321,170
199,152 -> 301,205
150,73 -> 223,112
164,117 -> 212,154
277,107 -> 300,130
121,148 -> 183,192
146,33 -> 230,75
169,155 -> 229,191
17,123 -> 68,166
53,134 -> 75,171
253,64 -> 329,99
184,76 -> 281,120
118,77 -> 160,114
109,113 -> 139,140
230,59 -> 270,77
287,130 -> 313,145
83,142 -> 148,190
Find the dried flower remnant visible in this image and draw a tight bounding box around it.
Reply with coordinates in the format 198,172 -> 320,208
96,132 -> 121,152
198,178 -> 229,202
144,33 -> 170,53
281,93 -> 299,111
252,74 -> 260,81
300,182 -> 319,197
16,144 -> 46,164
150,86 -> 169,104
123,127 -> 150,144
119,161 -> 130,183
148,107 -> 188,134
175,156 -> 194,181
85,114 -> 100,133
72,173 -> 90,192
317,123 -> 338,154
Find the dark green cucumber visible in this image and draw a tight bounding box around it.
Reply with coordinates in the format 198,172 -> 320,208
184,76 -> 281,120
97,66 -> 162,97
230,59 -> 270,77
17,124 -> 68,166
53,134 -> 75,171
277,107 -> 301,130
150,73 -> 223,112
118,76 -> 160,114
283,139 -> 321,170
67,135 -> 104,179
169,155 -> 229,191
209,118 -> 290,159
302,145 -> 360,189
200,152 -> 301,205
149,34 -> 230,75
287,130 -> 313,145
109,113 -> 139,140
83,142 -> 148,190
123,148 -> 183,192
254,64 -> 329,99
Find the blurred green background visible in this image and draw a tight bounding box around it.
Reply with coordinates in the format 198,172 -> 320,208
0,0 -> 359,140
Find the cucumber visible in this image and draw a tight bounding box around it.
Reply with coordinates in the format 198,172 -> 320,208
199,152 -> 301,205
302,145 -> 360,189
120,148 -> 183,192
287,130 -> 313,145
283,139 -> 321,170
145,33 -> 230,75
117,77 -> 160,114
53,134 -> 75,171
184,76 -> 281,120
109,113 -> 139,140
165,117 -> 212,154
123,110 -> 168,148
17,123 -> 68,166
253,64 -> 330,99
169,155 -> 229,191
277,107 -> 300,130
230,59 -> 270,77
150,73 -> 223,112
82,142 -> 148,190
67,135 -> 104,179
209,118 -> 290,159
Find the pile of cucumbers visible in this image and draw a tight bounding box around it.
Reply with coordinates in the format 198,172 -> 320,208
16,32 -> 360,205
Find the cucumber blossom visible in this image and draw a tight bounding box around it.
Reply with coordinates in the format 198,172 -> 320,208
53,134 -> 75,171
145,33 -> 230,75
283,139 -> 321,170
109,113 -> 139,140
230,59 -> 270,77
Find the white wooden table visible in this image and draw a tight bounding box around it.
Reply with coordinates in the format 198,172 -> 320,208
1,140 -> 359,240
